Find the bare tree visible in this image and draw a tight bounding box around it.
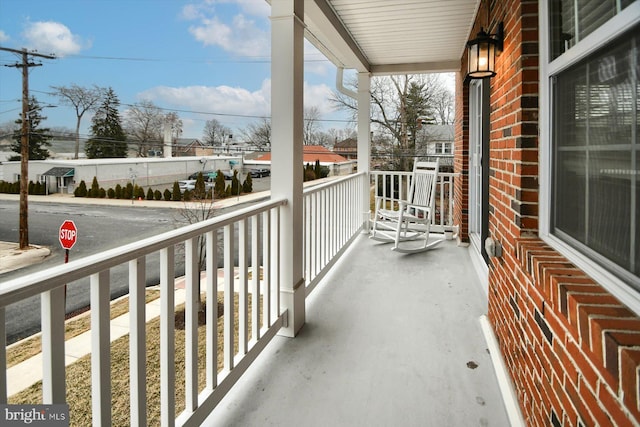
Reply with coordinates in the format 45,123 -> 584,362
203,118 -> 232,146
124,100 -> 164,157
51,84 -> 104,159
163,112 -> 183,141
242,118 -> 271,150
175,172 -> 215,309
331,74 -> 454,170
303,106 -> 322,145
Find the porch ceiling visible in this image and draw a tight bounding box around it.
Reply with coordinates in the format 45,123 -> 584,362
303,0 -> 480,74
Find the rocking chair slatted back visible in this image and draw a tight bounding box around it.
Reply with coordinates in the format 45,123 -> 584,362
408,160 -> 439,211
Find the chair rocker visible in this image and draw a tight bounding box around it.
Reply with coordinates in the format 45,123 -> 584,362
370,159 -> 444,253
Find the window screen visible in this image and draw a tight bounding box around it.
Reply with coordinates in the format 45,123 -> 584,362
552,23 -> 639,286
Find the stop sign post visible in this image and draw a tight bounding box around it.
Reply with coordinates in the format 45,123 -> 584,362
59,220 -> 78,263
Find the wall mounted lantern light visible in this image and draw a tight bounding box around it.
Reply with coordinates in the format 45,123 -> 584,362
467,22 -> 504,79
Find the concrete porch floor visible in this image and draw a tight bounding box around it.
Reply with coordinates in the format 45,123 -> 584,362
205,234 -> 511,426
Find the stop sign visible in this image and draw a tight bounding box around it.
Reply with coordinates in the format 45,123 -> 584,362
59,220 -> 78,250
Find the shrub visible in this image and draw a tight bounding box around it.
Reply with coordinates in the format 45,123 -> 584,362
135,186 -> 145,200
90,177 -> 100,198
172,182 -> 181,201
146,188 -> 154,201
28,181 -> 35,195
115,184 -> 123,199
163,189 -> 172,201
107,188 -> 116,199
74,180 -> 88,197
154,190 -> 162,201
214,170 -> 226,199
183,189 -> 191,201
230,170 -> 240,196
99,188 -> 106,198
124,183 -> 134,200
242,173 -> 253,193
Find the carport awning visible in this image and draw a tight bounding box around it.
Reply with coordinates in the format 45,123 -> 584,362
42,167 -> 74,177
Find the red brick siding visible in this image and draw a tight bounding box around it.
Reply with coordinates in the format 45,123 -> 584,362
454,0 -> 640,425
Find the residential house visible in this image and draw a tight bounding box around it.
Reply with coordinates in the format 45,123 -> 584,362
255,144 -> 355,176
333,137 -> 357,159
172,138 -> 214,157
1,1 -> 638,426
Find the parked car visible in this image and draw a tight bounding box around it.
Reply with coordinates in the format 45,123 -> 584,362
249,168 -> 270,178
178,180 -> 196,191
222,170 -> 235,180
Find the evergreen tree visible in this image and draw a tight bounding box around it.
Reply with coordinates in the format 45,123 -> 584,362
193,172 -> 206,199
172,182 -> 182,201
146,188 -> 154,201
90,177 -> 100,197
10,97 -> 52,160
230,170 -> 240,196
85,88 -> 127,158
214,170 -> 226,199
242,173 -> 253,193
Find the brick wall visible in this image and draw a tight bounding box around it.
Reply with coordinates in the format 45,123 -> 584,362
454,0 -> 640,425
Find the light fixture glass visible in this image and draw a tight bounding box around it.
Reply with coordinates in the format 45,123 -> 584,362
467,24 -> 503,79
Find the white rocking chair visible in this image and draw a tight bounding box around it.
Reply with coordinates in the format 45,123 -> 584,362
370,159 -> 444,253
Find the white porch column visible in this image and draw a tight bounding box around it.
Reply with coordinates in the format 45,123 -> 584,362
357,72 -> 371,231
271,0 -> 305,337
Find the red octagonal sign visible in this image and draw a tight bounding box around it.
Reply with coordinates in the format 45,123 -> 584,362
59,220 -> 78,250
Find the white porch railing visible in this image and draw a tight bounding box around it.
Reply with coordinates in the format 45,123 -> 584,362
0,198 -> 288,427
370,171 -> 457,231
303,172 -> 366,294
0,170 -> 417,426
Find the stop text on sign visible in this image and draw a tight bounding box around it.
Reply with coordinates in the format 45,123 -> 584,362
59,220 -> 78,250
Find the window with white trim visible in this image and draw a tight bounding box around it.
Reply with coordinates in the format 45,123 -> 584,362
548,1 -> 639,290
435,142 -> 452,154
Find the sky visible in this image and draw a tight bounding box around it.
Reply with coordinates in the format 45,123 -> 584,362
0,0 -> 353,140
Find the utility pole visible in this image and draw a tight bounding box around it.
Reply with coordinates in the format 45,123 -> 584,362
2,46 -> 55,249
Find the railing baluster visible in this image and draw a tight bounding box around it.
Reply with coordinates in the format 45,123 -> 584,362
41,286 -> 65,404
271,207 -> 280,322
0,307 -> 5,404
251,216 -> 261,341
223,224 -> 235,371
205,231 -> 218,390
262,211 -> 271,328
90,270 -> 110,427
238,218 -> 249,355
129,257 -> 146,426
160,246 -> 176,427
185,238 -> 199,413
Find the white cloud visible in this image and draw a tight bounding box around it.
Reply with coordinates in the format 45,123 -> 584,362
304,82 -> 335,116
22,21 -> 88,57
137,79 -> 339,135
0,30 -> 9,43
138,79 -> 271,118
188,13 -> 269,57
182,1 -> 270,57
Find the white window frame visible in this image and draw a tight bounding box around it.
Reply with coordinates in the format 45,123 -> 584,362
539,1 -> 640,315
